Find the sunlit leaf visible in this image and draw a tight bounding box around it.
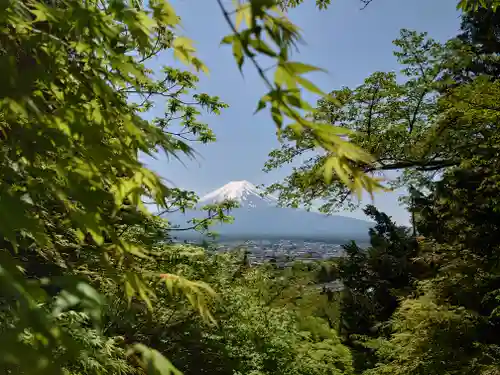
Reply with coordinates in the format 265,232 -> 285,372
281,61 -> 326,75
129,344 -> 183,375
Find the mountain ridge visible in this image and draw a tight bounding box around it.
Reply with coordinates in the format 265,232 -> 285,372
165,180 -> 373,242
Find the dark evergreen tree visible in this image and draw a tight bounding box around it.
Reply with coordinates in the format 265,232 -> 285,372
338,205 -> 420,372
441,2 -> 500,89
461,7 -> 500,50
368,154 -> 500,375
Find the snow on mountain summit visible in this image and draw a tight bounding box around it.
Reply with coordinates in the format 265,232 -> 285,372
199,180 -> 277,208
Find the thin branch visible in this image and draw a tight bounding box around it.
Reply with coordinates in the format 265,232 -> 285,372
216,0 -> 305,126
217,0 -> 273,91
360,0 -> 374,10
263,63 -> 278,73
164,131 -> 204,143
138,33 -> 162,63
366,84 -> 381,140
165,214 -> 228,232
408,69 -> 442,133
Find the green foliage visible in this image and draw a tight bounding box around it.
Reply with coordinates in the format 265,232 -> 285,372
458,0 -> 500,12
263,29 -> 456,212
0,0 -> 410,369
337,206 -> 419,372
6,0 -> 500,374
220,0 -> 384,198
207,256 -> 353,375
2,0 -> 375,371
458,4 -> 500,77
366,157 -> 500,375
277,0 -> 375,11
358,8 -> 500,374
263,21 -> 500,215
277,0 -> 332,10
97,248 -> 353,375
56,312 -> 138,375
257,7 -> 500,372
0,0 -> 230,372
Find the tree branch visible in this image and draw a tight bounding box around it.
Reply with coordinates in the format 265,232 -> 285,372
360,0 -> 374,10
369,159 -> 459,172
366,84 -> 381,140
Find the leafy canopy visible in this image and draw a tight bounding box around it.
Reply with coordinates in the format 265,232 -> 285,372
0,0 -> 390,373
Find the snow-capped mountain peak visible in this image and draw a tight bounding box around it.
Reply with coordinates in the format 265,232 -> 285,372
199,180 -> 277,208
166,180 -> 373,241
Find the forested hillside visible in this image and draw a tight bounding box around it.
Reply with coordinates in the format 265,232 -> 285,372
1,0 -> 500,374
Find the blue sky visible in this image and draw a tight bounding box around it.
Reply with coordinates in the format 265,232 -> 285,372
144,0 -> 461,225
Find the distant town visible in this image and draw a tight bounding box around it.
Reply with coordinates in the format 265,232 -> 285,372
190,238 -> 368,267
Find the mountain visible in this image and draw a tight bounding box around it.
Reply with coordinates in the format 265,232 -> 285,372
198,180 -> 277,208
165,180 -> 373,242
